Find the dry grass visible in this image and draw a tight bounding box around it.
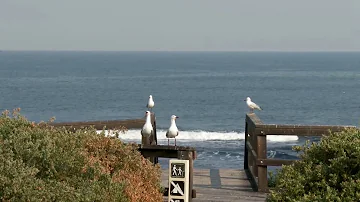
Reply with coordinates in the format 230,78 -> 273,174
83,131 -> 163,202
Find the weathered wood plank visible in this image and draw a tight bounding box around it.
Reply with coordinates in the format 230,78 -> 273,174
255,124 -> 354,136
50,118 -> 146,130
139,144 -> 196,151
258,124 -> 354,129
246,141 -> 257,160
246,113 -> 264,129
244,122 -> 249,170
138,145 -> 196,159
257,135 -> 268,192
245,168 -> 259,193
256,159 -> 295,166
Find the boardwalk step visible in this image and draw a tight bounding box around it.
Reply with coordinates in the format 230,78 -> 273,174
162,169 -> 267,202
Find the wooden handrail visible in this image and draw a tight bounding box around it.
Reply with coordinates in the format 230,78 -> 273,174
49,118 -> 147,130
244,113 -> 356,192
51,115 -> 196,201
255,125 -> 352,136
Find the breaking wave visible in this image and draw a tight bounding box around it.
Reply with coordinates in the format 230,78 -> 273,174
97,129 -> 299,142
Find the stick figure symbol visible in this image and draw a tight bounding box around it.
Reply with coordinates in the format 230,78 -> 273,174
172,165 -> 177,176
177,167 -> 183,176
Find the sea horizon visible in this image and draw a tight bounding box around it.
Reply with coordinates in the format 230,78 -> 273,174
1,51 -> 359,168
2,49 -> 360,53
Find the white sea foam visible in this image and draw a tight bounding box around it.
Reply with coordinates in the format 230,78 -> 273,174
97,129 -> 299,142
266,135 -> 298,142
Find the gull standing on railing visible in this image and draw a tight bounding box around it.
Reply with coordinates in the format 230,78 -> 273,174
141,111 -> 153,140
146,95 -> 155,111
166,115 -> 179,146
244,97 -> 262,113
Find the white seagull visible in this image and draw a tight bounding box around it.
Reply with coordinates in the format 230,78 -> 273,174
166,115 -> 179,146
146,95 -> 155,111
244,97 -> 262,113
141,111 -> 154,139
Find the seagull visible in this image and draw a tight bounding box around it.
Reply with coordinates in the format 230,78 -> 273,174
146,95 -> 155,111
166,115 -> 179,146
141,111 -> 154,140
244,97 -> 262,113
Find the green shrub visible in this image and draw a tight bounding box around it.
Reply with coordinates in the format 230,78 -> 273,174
268,171 -> 277,188
267,127 -> 360,202
0,109 -> 162,202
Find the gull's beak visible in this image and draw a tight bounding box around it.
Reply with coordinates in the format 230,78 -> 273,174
243,99 -> 246,101
176,116 -> 179,119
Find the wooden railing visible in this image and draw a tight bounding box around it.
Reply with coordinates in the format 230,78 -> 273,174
244,113 -> 356,192
50,114 -> 197,200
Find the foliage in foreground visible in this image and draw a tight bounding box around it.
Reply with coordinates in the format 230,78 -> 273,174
0,109 -> 162,202
267,127 -> 360,202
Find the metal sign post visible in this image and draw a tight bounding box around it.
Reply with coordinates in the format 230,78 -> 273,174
168,159 -> 189,202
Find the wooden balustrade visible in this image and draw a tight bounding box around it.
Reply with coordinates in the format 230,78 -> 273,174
244,113 -> 356,192
50,113 -> 196,200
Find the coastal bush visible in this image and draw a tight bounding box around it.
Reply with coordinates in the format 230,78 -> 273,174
0,109 -> 162,202
267,127 -> 360,202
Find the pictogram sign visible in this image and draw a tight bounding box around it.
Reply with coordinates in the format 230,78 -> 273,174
168,160 -> 189,202
171,163 -> 185,178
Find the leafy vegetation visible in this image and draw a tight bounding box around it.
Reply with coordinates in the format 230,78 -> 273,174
267,127 -> 360,202
0,108 -> 163,202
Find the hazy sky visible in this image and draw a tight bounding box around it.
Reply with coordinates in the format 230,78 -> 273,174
1,0 -> 359,51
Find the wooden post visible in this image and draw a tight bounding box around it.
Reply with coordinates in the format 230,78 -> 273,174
142,113 -> 158,164
244,120 -> 259,192
149,113 -> 156,145
250,127 -> 258,179
178,150 -> 195,202
152,114 -> 158,164
188,151 -> 195,200
257,132 -> 268,192
141,135 -> 152,163
244,122 -> 248,170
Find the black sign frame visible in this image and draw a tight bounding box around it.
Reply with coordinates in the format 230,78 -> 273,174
170,163 -> 185,178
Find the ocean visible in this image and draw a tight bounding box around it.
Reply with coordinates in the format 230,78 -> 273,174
1,51 -> 359,169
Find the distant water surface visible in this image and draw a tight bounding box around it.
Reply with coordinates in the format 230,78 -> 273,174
1,51 -> 359,169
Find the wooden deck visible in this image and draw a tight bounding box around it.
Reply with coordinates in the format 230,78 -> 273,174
162,169 -> 267,202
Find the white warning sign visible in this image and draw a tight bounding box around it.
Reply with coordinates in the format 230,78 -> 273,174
168,159 -> 190,202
